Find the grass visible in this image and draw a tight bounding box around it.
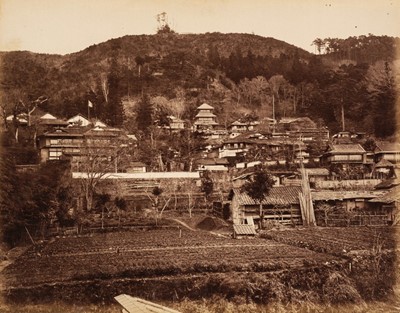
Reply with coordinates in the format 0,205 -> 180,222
1,299 -> 400,313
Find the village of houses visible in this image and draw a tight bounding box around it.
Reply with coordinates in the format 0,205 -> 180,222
6,100 -> 400,234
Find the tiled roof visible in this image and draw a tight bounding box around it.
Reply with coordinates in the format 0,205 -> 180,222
197,103 -> 214,110
67,114 -> 91,126
130,162 -> 146,167
84,127 -> 124,137
39,119 -> 69,126
374,178 -> 400,189
224,137 -> 254,144
233,186 -> 301,205
329,144 -> 366,153
168,115 -> 185,123
369,185 -> 400,203
374,159 -> 395,168
195,111 -> 216,118
311,190 -> 385,201
279,117 -> 299,124
197,158 -> 229,166
298,168 -> 329,176
41,128 -> 85,137
230,120 -> 260,126
40,113 -> 57,120
194,121 -> 219,125
233,224 -> 257,235
375,141 -> 400,153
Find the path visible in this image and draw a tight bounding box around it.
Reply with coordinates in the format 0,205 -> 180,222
167,218 -> 197,231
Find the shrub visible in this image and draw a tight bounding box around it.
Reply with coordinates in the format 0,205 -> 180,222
323,272 -> 363,304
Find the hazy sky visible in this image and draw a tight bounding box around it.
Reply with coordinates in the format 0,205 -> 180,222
0,0 -> 399,55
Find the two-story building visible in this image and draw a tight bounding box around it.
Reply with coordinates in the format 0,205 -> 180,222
38,124 -> 132,171
228,120 -> 260,132
38,127 -> 85,162
321,144 -> 367,167
167,115 -> 185,131
219,136 -> 253,158
374,141 -> 400,164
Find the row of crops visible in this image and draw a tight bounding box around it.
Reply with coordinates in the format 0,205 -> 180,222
4,228 -> 341,287
262,226 -> 397,256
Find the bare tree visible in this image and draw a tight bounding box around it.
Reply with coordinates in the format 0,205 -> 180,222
76,134 -> 131,212
100,73 -> 109,103
316,203 -> 333,226
19,95 -> 48,127
145,185 -> 171,225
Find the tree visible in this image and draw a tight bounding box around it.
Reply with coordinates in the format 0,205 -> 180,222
366,62 -> 396,137
95,192 -> 111,229
135,56 -> 146,77
0,154 -> 73,246
77,134 -> 131,212
241,165 -> 275,229
315,203 -> 333,227
104,59 -> 125,127
207,44 -> 221,69
136,94 -> 153,135
146,186 -> 171,226
171,129 -> 204,171
311,38 -> 325,54
201,171 -> 214,210
156,12 -> 175,34
362,138 -> 377,152
114,196 -> 127,226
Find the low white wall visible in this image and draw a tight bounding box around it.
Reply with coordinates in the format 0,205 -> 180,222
72,171 -> 200,179
315,179 -> 382,189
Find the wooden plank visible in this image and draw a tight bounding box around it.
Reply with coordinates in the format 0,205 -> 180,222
115,294 -> 181,313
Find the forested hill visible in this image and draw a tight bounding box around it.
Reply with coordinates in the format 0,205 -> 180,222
1,32 -> 398,138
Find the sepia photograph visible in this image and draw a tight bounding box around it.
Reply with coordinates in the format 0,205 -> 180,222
0,0 -> 399,312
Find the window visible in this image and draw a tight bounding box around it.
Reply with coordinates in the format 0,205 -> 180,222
348,155 -> 362,161
49,148 -> 63,160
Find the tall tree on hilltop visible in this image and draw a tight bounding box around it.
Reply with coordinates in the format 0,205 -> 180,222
311,38 -> 325,54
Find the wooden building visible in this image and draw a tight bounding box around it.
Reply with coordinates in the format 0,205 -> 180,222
311,189 -> 388,226
193,103 -> 219,130
230,186 -> 302,227
369,185 -> 400,225
321,144 -> 367,166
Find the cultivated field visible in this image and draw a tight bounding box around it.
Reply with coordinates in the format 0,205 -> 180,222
4,227 -> 340,288
262,226 -> 398,255
2,223 -> 398,306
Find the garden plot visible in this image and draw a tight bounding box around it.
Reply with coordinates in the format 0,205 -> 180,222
263,226 -> 397,255
4,228 -> 341,288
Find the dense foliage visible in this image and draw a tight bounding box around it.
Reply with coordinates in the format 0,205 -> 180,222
241,165 -> 275,204
0,33 -> 397,138
0,147 -> 74,247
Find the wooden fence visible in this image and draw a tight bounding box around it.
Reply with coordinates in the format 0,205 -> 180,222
318,214 -> 388,227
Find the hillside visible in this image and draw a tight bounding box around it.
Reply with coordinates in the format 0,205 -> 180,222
0,32 -> 398,137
